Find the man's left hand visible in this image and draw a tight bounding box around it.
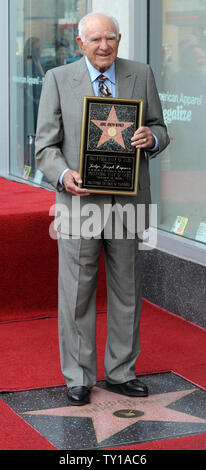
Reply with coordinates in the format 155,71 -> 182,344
131,126 -> 155,149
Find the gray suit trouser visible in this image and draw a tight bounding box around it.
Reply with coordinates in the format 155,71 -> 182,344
58,229 -> 142,389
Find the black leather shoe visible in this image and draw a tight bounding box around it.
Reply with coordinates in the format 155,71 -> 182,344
106,378 -> 148,397
67,386 -> 90,406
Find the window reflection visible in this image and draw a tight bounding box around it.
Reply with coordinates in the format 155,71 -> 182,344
10,0 -> 86,185
150,0 -> 206,244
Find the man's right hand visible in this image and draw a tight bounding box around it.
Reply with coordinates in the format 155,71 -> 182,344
62,170 -> 90,196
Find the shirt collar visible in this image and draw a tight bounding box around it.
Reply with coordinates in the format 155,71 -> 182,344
85,56 -> 116,84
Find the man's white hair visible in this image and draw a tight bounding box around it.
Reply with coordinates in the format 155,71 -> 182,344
78,12 -> 120,41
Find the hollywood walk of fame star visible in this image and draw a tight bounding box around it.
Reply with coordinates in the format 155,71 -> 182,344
91,106 -> 134,149
23,386 -> 206,443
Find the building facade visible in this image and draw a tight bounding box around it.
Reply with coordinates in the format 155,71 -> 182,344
1,0 -> 206,327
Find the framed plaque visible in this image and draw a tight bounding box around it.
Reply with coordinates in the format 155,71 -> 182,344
78,96 -> 143,195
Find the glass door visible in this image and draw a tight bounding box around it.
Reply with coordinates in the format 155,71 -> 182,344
9,0 -> 87,187
149,0 -> 206,245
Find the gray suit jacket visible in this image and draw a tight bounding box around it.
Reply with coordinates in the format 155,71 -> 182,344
35,56 -> 169,236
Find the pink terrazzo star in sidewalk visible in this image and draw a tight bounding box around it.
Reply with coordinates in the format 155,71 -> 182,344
23,387 -> 206,443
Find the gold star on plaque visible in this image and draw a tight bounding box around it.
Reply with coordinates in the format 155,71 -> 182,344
91,106 -> 133,149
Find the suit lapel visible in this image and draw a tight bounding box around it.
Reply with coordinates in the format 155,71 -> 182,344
115,57 -> 137,99
70,57 -> 94,102
69,56 -> 137,101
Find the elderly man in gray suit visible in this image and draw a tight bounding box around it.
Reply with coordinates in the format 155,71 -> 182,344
35,12 -> 169,405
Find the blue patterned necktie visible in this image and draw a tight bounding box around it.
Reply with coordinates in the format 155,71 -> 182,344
97,74 -> 112,97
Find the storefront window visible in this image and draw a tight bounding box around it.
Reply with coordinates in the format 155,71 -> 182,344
9,0 -> 87,187
149,0 -> 206,244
